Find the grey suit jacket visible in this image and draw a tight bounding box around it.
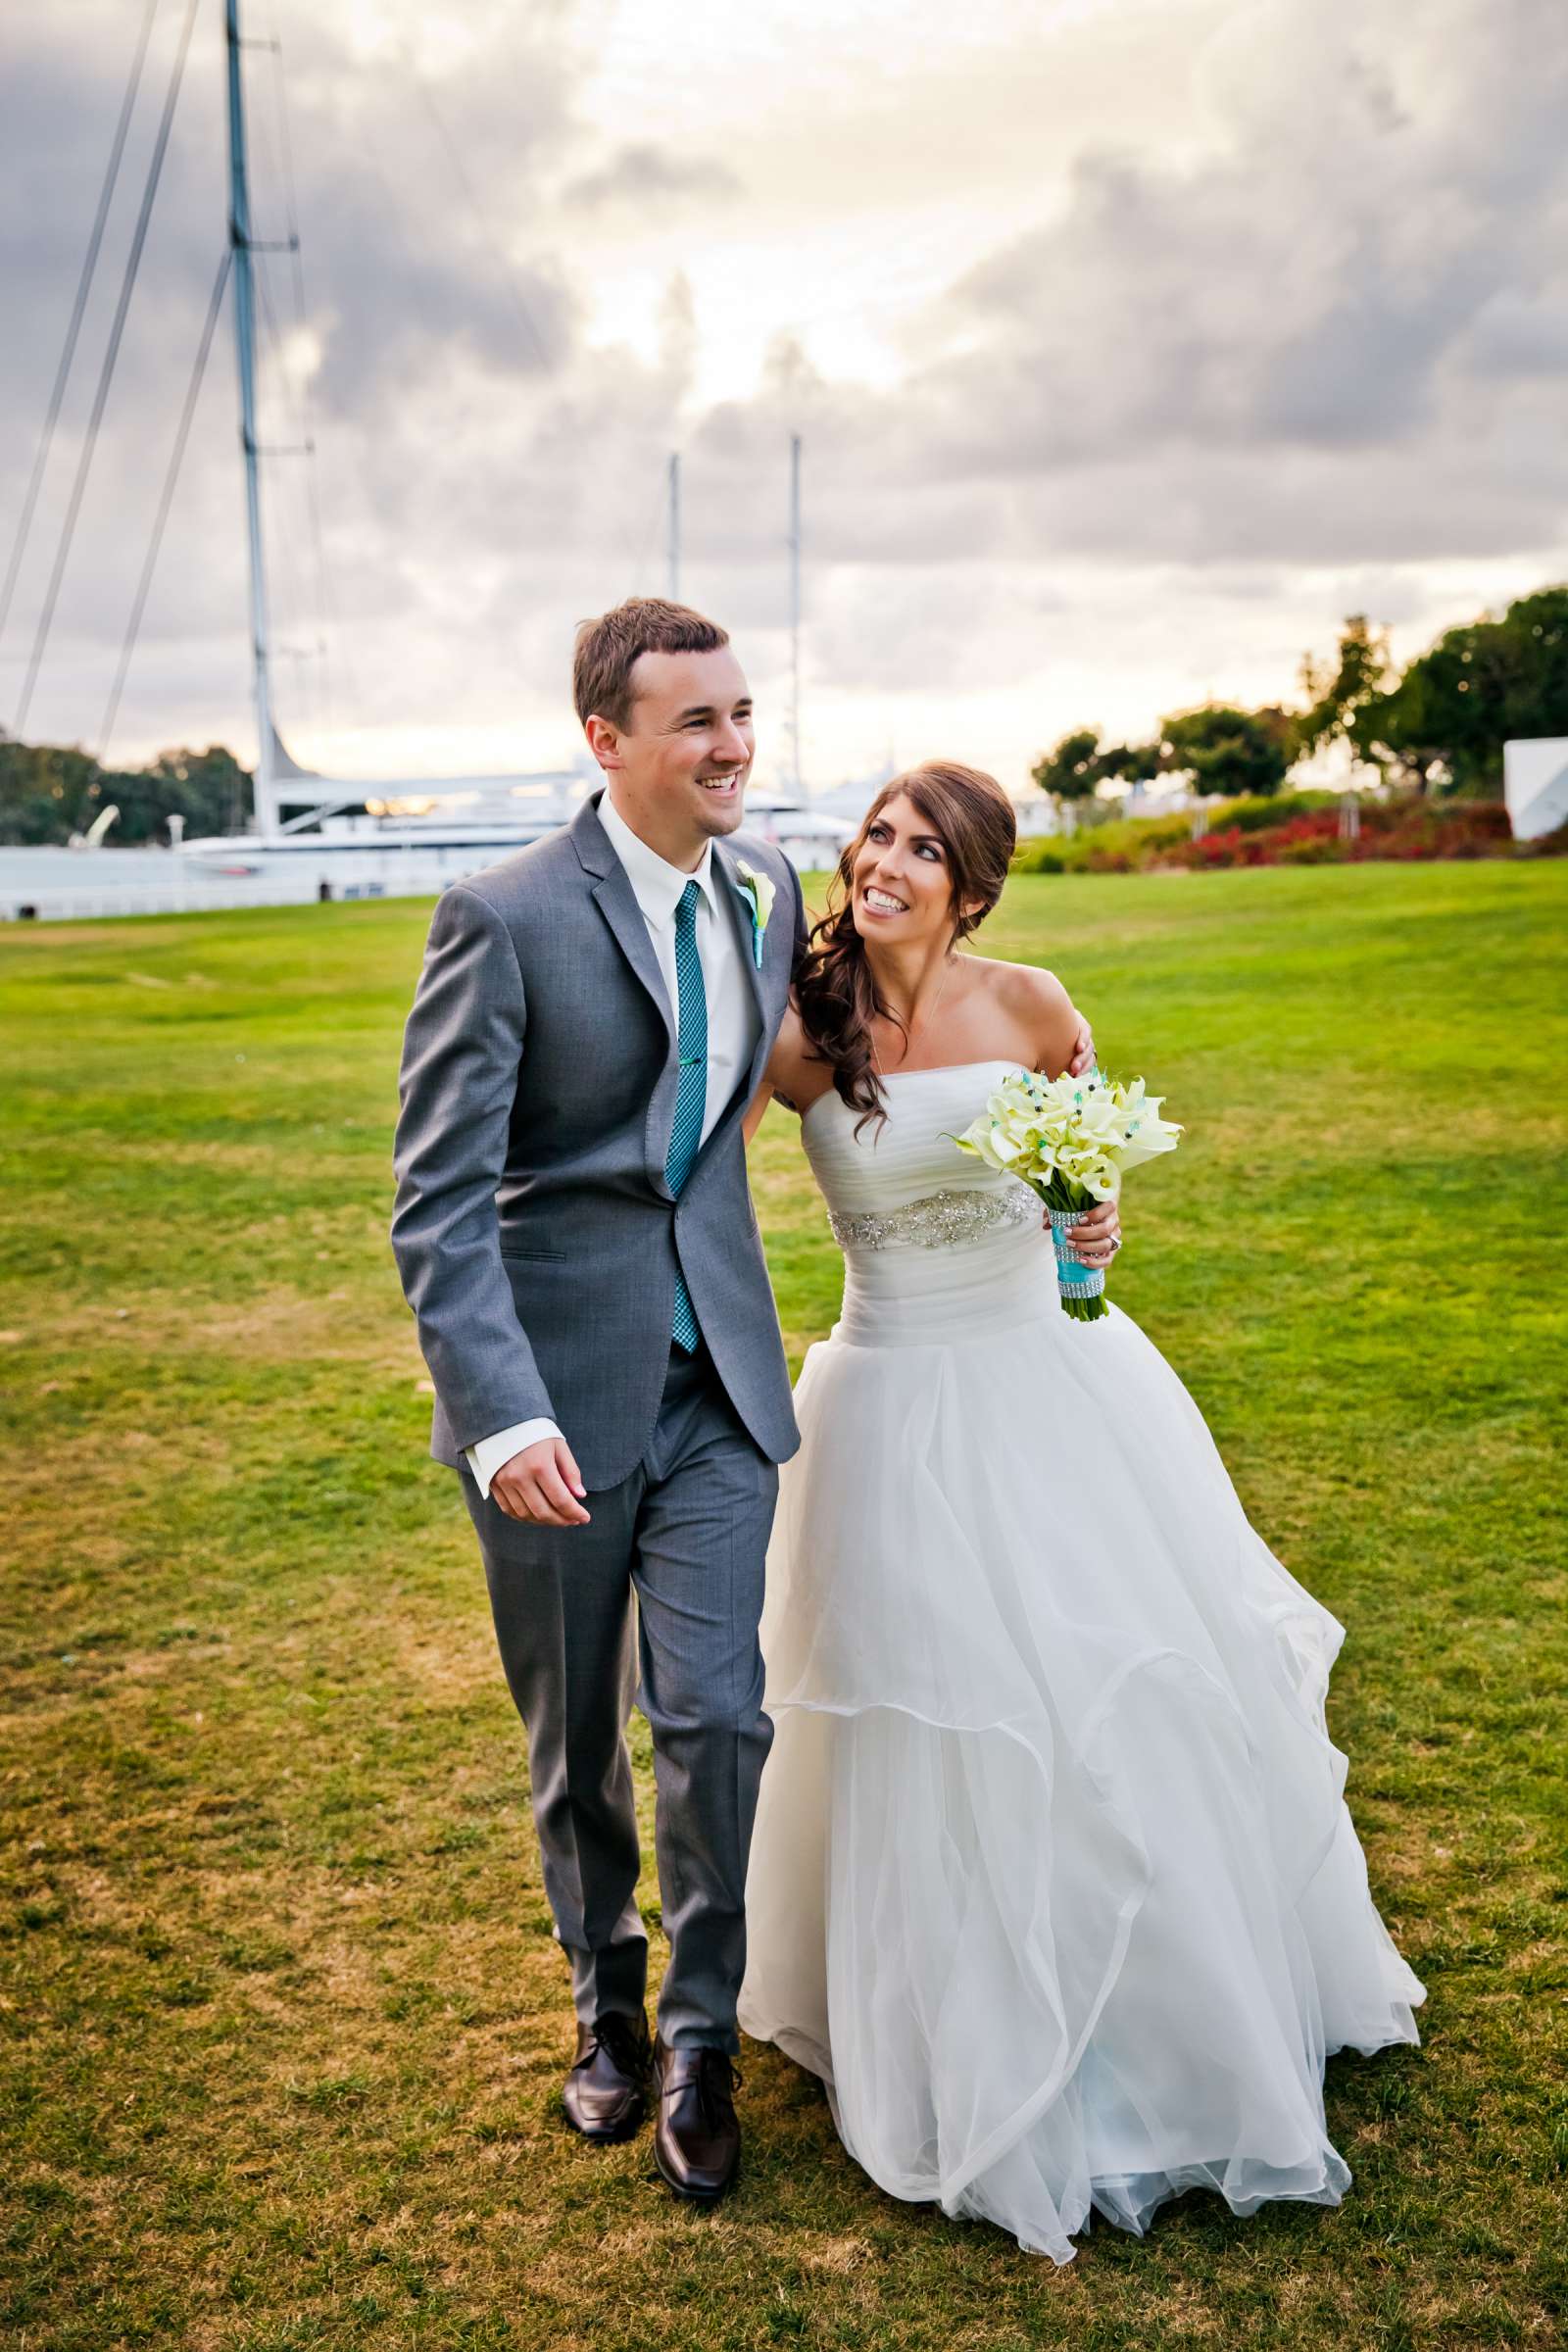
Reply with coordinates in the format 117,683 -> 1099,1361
390,792 -> 806,1492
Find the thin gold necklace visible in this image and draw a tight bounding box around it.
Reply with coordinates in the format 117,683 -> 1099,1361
872,952 -> 956,1077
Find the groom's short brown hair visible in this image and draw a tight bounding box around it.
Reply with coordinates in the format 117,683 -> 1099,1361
572,597 -> 730,731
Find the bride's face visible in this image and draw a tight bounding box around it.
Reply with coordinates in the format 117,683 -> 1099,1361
851,792 -> 965,947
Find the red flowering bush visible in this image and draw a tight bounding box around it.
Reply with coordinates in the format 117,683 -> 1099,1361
1011,795 -> 1564,877
1151,798 -> 1532,870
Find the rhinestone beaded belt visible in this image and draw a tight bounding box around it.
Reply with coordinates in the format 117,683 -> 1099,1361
828,1183 -> 1041,1253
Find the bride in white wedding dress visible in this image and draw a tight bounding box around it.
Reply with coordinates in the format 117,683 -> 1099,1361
737,761 -> 1424,2266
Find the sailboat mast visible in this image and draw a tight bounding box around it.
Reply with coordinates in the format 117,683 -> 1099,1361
788,433 -> 802,795
225,0 -> 274,836
666,452 -> 681,602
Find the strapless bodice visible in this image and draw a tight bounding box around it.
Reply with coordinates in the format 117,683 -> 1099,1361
802,1060 -> 1058,1346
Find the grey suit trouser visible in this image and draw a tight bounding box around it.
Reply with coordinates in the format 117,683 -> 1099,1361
460,1339 -> 778,2052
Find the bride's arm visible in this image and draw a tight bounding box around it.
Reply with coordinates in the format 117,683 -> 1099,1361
744,1007 -> 810,1145
1001,965 -> 1121,1264
1012,965 -> 1092,1080
743,1083 -> 775,1147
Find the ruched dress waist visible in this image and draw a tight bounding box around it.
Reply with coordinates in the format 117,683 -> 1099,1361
830,1187 -> 1060,1348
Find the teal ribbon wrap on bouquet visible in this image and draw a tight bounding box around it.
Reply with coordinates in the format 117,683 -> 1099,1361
1045,1205 -> 1108,1322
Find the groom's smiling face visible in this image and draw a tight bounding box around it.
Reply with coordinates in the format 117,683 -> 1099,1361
586,645 -> 755,867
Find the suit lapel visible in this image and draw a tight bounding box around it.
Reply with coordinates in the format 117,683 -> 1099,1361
712,840 -> 773,1097
695,843 -> 789,1171
571,794 -> 677,1050
570,793 -> 678,1198
591,865 -> 677,1054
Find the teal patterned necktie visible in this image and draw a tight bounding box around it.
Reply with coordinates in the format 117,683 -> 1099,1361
665,878 -> 707,1351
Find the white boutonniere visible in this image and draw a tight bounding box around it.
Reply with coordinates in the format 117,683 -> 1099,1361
734,859 -> 776,970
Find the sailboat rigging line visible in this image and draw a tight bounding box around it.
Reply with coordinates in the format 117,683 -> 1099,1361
267,10 -> 337,735
12,0 -> 203,739
254,266 -> 320,732
96,248 -> 233,767
0,0 -> 162,654
629,472 -> 666,599
265,20 -> 308,334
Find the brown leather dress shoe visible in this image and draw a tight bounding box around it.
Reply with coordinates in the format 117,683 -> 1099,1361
653,2035 -> 743,2203
562,2011 -> 652,2142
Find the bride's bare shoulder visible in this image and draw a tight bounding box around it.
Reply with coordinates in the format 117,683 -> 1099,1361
961,954 -> 1081,1071
963,954 -> 1075,1022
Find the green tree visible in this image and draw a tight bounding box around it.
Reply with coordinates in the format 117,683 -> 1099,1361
1030,727 -> 1168,804
1354,586 -> 1568,797
1030,727 -> 1105,801
1160,704 -> 1290,800
1097,737 -> 1165,785
0,735 -> 252,846
111,745 -> 253,842
0,735 -> 102,846
1295,614 -> 1393,761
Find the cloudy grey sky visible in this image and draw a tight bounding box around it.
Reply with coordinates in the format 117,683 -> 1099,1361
3,0 -> 1566,792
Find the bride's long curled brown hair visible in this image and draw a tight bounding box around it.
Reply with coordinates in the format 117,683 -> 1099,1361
796,760 -> 1017,1126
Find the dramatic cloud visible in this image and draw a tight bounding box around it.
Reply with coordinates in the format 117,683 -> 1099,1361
564,143 -> 743,214
673,0 -> 1568,568
3,0 -> 1565,785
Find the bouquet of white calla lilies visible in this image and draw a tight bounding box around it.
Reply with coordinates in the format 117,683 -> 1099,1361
954,1067 -> 1182,1320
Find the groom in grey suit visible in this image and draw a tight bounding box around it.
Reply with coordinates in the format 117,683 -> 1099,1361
391,599 -> 803,2203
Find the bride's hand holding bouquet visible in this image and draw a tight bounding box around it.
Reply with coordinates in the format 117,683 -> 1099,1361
955,1067 -> 1182,1321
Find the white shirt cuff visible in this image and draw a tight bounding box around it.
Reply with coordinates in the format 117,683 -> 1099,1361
466,1418 -> 564,1500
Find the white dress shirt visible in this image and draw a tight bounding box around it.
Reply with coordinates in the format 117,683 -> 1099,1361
466,789 -> 762,1499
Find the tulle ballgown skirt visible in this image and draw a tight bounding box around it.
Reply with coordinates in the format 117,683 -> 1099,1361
737,1220 -> 1425,2266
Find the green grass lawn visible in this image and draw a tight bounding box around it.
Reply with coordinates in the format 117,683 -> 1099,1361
2,861 -> 1564,2351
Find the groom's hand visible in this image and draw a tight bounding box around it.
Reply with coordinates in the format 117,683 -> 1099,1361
1066,1017 -> 1096,1077
490,1437 -> 592,1527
